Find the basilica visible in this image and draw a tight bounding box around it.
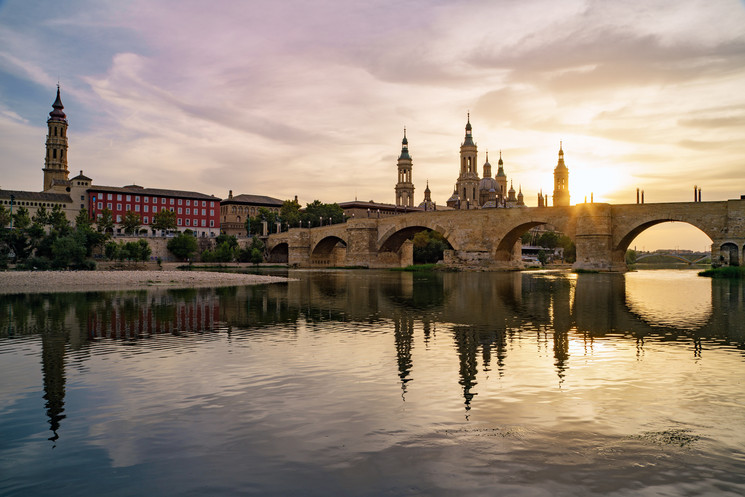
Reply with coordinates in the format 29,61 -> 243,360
394,115 -> 570,210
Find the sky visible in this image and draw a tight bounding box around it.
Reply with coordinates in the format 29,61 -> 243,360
1,0 -> 744,251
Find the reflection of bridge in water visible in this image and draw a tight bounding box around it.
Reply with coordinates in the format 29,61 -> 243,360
3,271 -> 745,437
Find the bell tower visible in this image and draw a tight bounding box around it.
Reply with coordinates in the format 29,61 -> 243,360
553,142 -> 570,207
43,86 -> 70,191
455,113 -> 480,209
395,128 -> 414,208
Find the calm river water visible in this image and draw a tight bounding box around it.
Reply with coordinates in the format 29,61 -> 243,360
1,269 -> 744,496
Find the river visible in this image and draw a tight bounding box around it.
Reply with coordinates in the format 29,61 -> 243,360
1,269 -> 744,496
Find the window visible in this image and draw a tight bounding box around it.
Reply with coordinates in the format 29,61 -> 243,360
117,203 -> 122,211
126,205 -> 130,211
178,207 -> 182,214
177,218 -> 182,226
144,197 -> 149,203
126,195 -> 131,201
97,213 -> 102,220
194,218 -> 198,226
201,209 -> 206,216
161,198 -> 166,204
211,201 -> 215,207
116,215 -> 121,222
135,205 -> 140,212
117,194 -> 122,201
107,194 -> 113,200
80,195 -> 84,201
210,210 -> 214,217
202,201 -> 206,207
135,196 -> 140,202
178,199 -> 182,205
210,220 -> 214,227
186,219 -> 190,226
201,220 -> 206,227
186,200 -> 191,206
153,206 -> 158,213
186,208 -> 190,215
170,198 -> 174,205
107,203 -> 112,209
144,216 -> 149,224
144,205 -> 149,213
97,202 -> 102,209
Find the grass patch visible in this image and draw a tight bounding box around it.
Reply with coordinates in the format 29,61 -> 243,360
698,266 -> 745,278
390,263 -> 437,272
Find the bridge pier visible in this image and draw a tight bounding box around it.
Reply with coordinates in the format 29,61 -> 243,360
573,203 -> 627,272
287,229 -> 311,267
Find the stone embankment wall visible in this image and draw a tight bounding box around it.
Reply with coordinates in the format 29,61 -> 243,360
97,235 -> 263,263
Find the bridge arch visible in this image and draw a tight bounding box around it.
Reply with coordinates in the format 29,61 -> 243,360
378,224 -> 453,254
311,235 -> 348,266
494,221 -> 570,261
267,242 -> 288,263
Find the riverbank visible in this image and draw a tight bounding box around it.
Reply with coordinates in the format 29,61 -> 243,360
0,270 -> 291,295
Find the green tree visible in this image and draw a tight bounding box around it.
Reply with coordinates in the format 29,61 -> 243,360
32,205 -> 50,226
75,208 -> 92,230
105,241 -> 119,261
280,199 -> 302,228
558,235 -> 576,263
121,210 -> 142,235
0,205 -> 10,228
49,204 -> 70,235
412,230 -> 452,264
536,231 -> 560,249
152,209 -> 178,233
249,236 -> 264,264
12,206 -> 31,231
97,208 -> 115,234
302,200 -> 345,227
51,233 -> 87,268
167,231 -> 198,261
626,249 -> 637,265
537,249 -> 548,266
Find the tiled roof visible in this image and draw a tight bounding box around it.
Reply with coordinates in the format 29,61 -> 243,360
89,185 -> 220,201
223,194 -> 284,206
0,189 -> 71,203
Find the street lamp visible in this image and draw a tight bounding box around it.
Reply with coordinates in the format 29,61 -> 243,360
319,216 -> 322,227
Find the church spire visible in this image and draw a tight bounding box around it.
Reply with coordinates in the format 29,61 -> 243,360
463,112 -> 474,146
43,86 -> 70,191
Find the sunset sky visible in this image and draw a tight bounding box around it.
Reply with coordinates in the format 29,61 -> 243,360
1,0 -> 744,250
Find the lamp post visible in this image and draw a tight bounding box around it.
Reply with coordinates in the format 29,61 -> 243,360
319,216 -> 322,227
9,194 -> 14,229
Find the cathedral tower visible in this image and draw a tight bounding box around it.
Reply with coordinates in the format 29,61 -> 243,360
395,128 -> 414,208
455,113 -> 480,209
553,142 -> 570,207
43,86 -> 70,191
495,150 -> 507,206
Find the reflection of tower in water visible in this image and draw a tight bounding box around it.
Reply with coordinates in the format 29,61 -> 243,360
41,330 -> 67,445
393,313 -> 415,395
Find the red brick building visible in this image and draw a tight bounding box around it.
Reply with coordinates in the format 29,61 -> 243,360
88,185 -> 221,237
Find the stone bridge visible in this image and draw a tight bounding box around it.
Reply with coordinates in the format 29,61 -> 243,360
265,199 -> 745,271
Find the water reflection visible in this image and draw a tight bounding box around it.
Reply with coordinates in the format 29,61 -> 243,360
1,270 -> 744,448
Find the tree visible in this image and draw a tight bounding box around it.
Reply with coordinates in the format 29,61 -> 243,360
302,200 -> 345,227
280,199 -> 302,228
75,208 -> 92,230
0,205 -> 10,228
105,241 -> 119,261
537,249 -> 548,266
626,249 -> 637,265
12,207 -> 31,231
167,232 -> 198,261
32,205 -> 50,227
121,210 -> 142,235
51,233 -> 87,268
412,230 -> 452,264
49,204 -> 70,235
249,236 -> 264,264
97,208 -> 115,234
152,209 -> 177,233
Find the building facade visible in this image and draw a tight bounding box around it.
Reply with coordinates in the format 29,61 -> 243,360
220,191 -> 284,236
89,185 -> 220,237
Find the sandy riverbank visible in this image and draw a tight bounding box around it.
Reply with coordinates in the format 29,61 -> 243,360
0,270 -> 291,295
